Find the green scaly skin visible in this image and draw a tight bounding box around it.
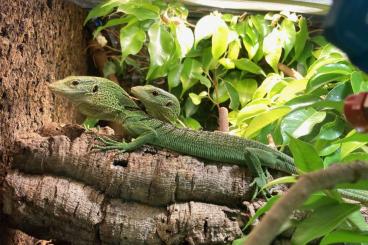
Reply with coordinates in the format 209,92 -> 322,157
132,84 -> 368,204
49,76 -> 296,194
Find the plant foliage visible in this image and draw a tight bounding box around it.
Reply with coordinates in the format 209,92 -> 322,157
86,1 -> 368,244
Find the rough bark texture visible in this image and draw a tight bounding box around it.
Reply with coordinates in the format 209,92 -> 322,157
13,124 -> 254,208
0,0 -> 88,242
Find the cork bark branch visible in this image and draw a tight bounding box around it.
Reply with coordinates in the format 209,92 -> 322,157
3,123 -> 257,243
3,170 -> 244,244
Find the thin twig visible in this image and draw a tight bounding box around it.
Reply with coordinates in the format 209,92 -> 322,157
244,162 -> 368,245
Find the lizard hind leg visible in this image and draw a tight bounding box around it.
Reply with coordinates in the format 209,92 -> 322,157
92,133 -> 156,152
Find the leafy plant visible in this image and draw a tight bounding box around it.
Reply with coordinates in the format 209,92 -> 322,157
85,0 -> 368,244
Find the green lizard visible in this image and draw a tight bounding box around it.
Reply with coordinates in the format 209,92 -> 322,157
131,85 -> 180,124
131,84 -> 368,204
49,76 -> 296,194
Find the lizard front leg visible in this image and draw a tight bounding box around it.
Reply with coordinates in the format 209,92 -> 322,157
94,125 -> 157,152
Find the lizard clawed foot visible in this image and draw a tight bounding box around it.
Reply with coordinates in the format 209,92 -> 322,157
92,135 -> 129,152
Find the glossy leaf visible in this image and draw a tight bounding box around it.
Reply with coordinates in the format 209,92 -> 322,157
320,230 -> 368,245
227,74 -> 257,106
182,117 -> 202,130
180,58 -> 203,95
194,15 -> 227,46
325,82 -> 352,101
225,81 -> 240,110
307,73 -> 348,93
146,23 -> 175,80
318,144 -> 340,157
189,91 -> 207,105
175,23 -> 194,58
93,16 -> 133,38
280,18 -> 296,61
306,56 -> 346,79
84,0 -> 121,25
351,71 -> 368,93
227,40 -> 241,60
118,3 -> 160,21
288,136 -> 323,172
293,16 -> 308,61
234,58 -> 265,76
192,73 -> 211,88
280,107 -> 326,141
244,107 -> 291,138
212,26 -> 230,60
263,29 -> 282,72
237,103 -> 269,123
262,176 -> 297,190
253,74 -> 283,99
201,47 -> 217,72
292,203 -> 360,245
184,98 -> 198,117
219,58 -> 235,69
120,24 -> 146,60
318,118 -> 345,141
168,63 -> 183,90
277,79 -> 308,103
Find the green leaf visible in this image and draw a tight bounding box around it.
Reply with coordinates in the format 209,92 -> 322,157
234,58 -> 265,76
120,24 -> 146,60
319,144 -> 340,157
342,152 -> 368,162
146,23 -> 175,80
227,40 -> 241,60
168,63 -> 183,90
280,107 -> 326,141
253,74 -> 283,99
291,203 -> 359,245
84,0 -> 121,25
277,79 -> 308,103
242,30 -> 259,60
194,15 -> 227,46
280,18 -> 296,62
93,16 -> 133,38
307,73 -> 348,93
351,71 -> 368,93
219,58 -> 235,69
263,29 -> 282,72
212,26 -> 230,60
318,118 -> 345,141
189,91 -> 207,105
288,136 -> 323,172
293,16 -> 308,61
244,107 -> 291,138
334,131 -> 368,144
175,23 -> 194,58
212,81 -> 230,104
232,236 -> 247,245
192,73 -> 211,88
225,81 -> 240,110
118,2 -> 160,21
262,176 -> 298,190
320,230 -> 368,245
347,210 -> 368,231
184,98 -> 198,117
317,63 -> 352,75
325,82 -> 352,101
180,58 -> 203,95
201,47 -> 217,72
182,117 -> 202,130
306,56 -> 346,79
226,73 -> 257,106
237,103 -> 269,123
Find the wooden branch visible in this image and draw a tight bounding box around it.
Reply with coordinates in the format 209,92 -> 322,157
12,123 -> 254,208
278,63 -> 303,79
245,162 -> 368,245
218,107 -> 229,132
3,170 -> 243,244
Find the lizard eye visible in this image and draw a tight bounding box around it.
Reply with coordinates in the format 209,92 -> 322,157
165,101 -> 172,107
92,85 -> 99,93
152,90 -> 159,96
71,80 -> 79,86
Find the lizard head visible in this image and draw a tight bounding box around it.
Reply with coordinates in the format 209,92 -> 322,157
131,85 -> 180,124
49,76 -> 139,120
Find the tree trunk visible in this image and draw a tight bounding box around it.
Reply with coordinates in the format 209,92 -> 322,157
0,0 -> 253,244
0,0 -> 87,243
